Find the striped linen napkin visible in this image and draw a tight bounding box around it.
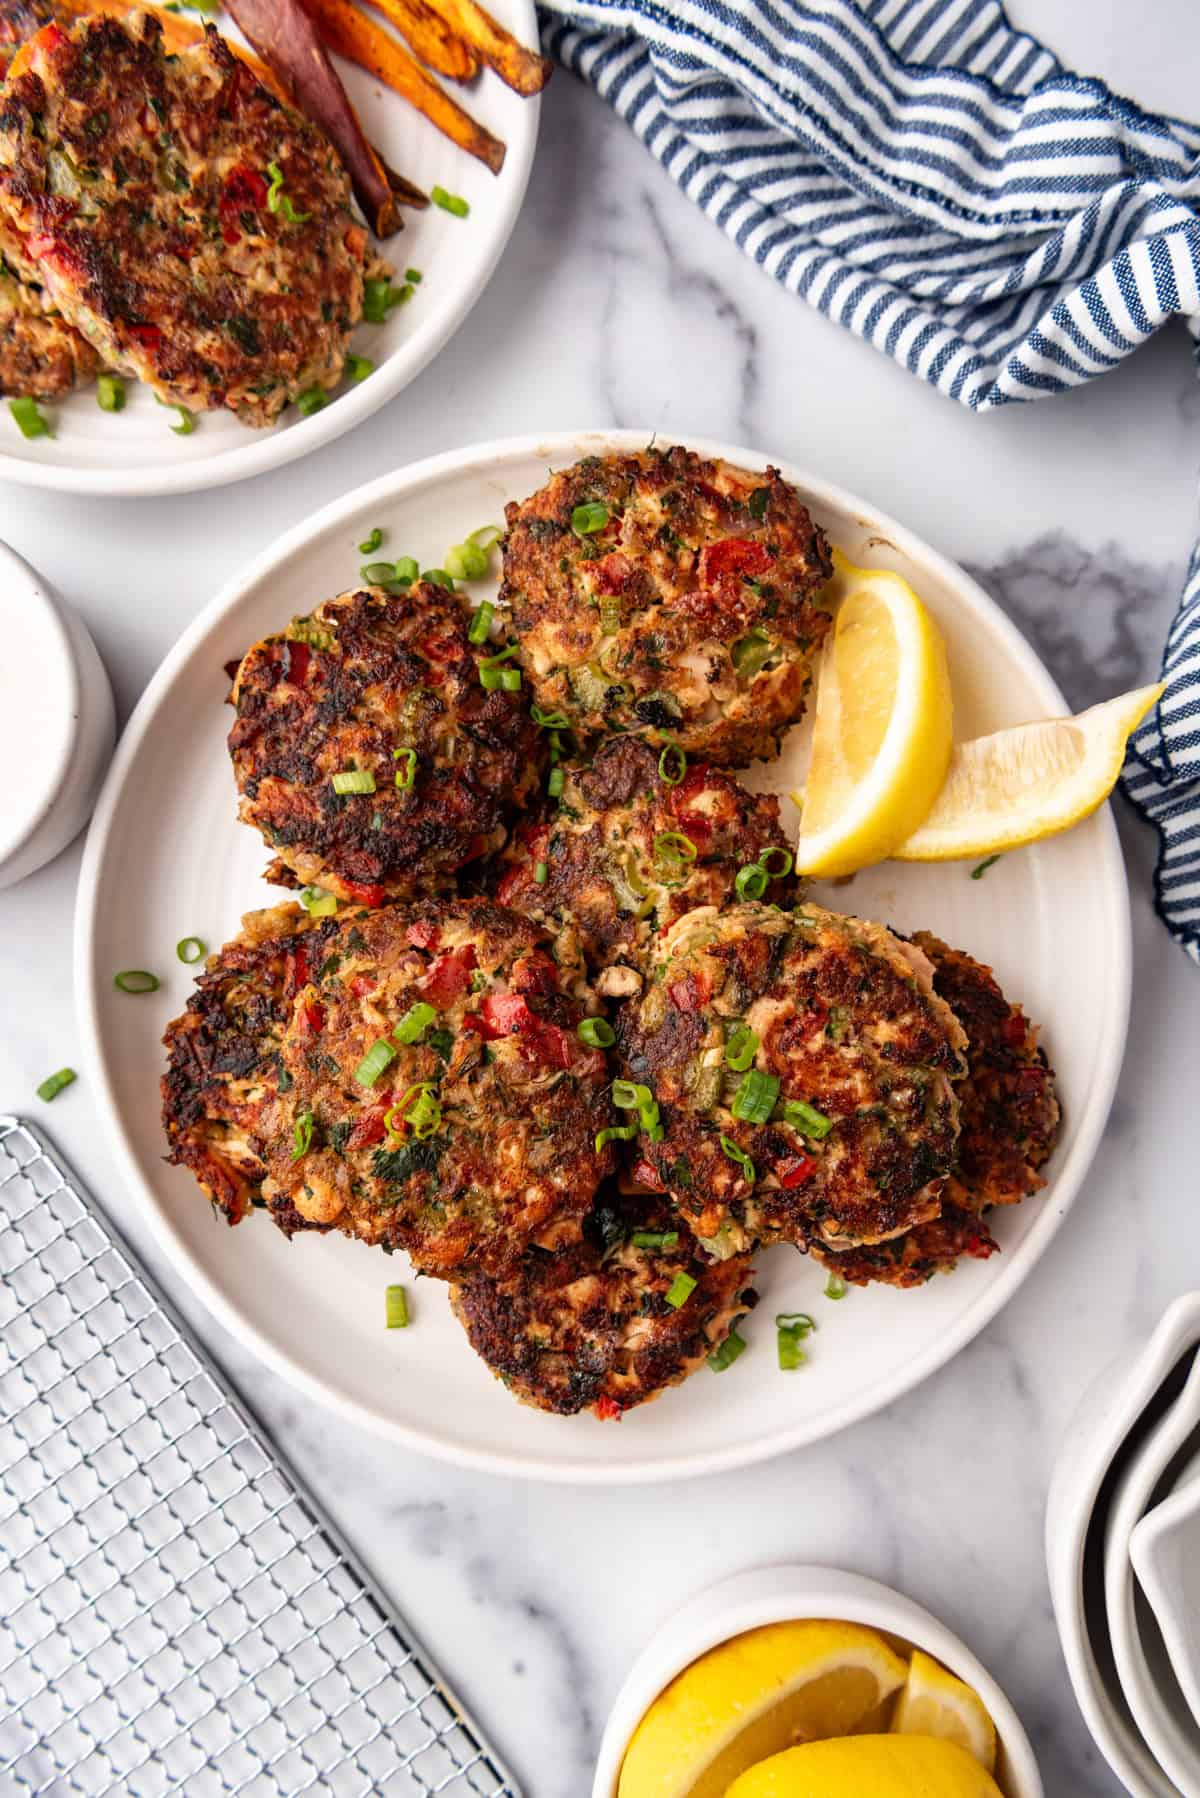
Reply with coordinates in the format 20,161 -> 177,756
538,0 -> 1200,963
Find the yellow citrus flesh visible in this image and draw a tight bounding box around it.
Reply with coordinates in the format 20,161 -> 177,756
893,683 -> 1163,862
890,1650 -> 997,1771
616,1621 -> 909,1798
795,553 -> 953,878
724,1734 -> 1006,1798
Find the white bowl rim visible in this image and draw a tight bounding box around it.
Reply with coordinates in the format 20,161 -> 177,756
590,1562 -> 1043,1798
1046,1293 -> 1200,1798
0,541 -> 80,867
1131,1463 -> 1200,1736
74,427 -> 1132,1483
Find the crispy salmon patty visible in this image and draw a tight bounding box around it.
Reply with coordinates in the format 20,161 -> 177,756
0,12 -> 369,423
613,902 -> 968,1256
261,899 -> 616,1279
0,256 -> 97,395
229,581 -> 543,905
489,735 -> 795,982
452,1192 -> 754,1417
500,446 -> 833,764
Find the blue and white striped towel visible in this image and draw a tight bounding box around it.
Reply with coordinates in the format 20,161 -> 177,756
538,0 -> 1200,963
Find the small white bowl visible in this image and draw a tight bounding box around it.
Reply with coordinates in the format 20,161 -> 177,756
1105,1351 -> 1200,1791
0,542 -> 114,890
1047,1293 -> 1200,1798
591,1564 -> 1042,1798
1131,1448 -> 1200,1733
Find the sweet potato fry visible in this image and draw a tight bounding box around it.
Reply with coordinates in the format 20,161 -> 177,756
307,0 -> 506,174
382,159 -> 431,208
423,0 -> 550,96
227,0 -> 402,235
362,0 -> 478,83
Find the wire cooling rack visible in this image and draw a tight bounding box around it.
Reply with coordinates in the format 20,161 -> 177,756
0,1115 -> 521,1798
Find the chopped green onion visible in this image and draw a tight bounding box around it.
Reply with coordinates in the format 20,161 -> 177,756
548,766 -> 565,798
577,1017 -> 615,1049
295,387 -> 327,417
386,1284 -> 409,1328
431,185 -> 470,217
758,846 -> 793,878
402,1082 -> 441,1137
162,402 -> 195,436
291,1110 -> 314,1160
479,644 -> 520,690
971,854 -> 1002,880
630,1229 -> 678,1250
709,1330 -> 748,1372
394,556 -> 419,584
824,1273 -> 848,1301
665,1271 -> 696,1309
731,627 -> 774,681
533,860 -> 548,884
719,1135 -> 756,1183
10,397 -> 51,438
114,970 -> 159,994
777,1311 -> 816,1370
731,1069 -> 780,1124
405,267 -> 423,283
392,1001 -> 436,1045
735,861 -> 769,901
445,541 -> 489,582
393,747 -> 417,789
468,600 -> 495,643
266,161 -> 310,223
358,527 -> 384,555
658,739 -> 687,785
653,831 -> 697,876
530,704 -> 570,728
748,486 -> 771,520
724,1023 -> 758,1071
499,667 -> 522,691
361,560 -> 397,585
36,1067 -> 76,1102
598,593 -> 621,635
332,768 -> 376,795
595,1123 -> 638,1152
468,524 -> 501,549
612,1079 -> 650,1110
782,1099 -> 833,1140
299,886 -> 338,918
96,374 -> 125,412
363,278 -> 392,322
571,501 -> 609,536
354,1039 -> 396,1087
176,936 -> 206,963
345,355 -> 374,384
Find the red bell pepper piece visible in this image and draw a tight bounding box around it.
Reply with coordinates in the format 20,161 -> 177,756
777,1153 -> 816,1189
422,945 -> 477,1007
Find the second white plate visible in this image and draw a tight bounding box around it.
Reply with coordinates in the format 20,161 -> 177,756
76,429 -> 1131,1482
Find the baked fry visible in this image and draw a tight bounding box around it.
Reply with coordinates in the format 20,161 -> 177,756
424,0 -> 550,95
308,0 -> 506,172
362,0 -> 478,82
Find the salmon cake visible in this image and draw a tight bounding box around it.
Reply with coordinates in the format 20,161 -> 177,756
500,446 -> 833,764
489,735 -> 795,983
813,934 -> 1060,1288
229,581 -> 543,905
612,902 -> 968,1257
261,899 -> 616,1278
0,257 -> 97,396
0,12 -> 369,423
451,1192 -> 754,1418
161,899 -> 344,1225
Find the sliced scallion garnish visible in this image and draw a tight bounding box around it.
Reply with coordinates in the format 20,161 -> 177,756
782,1099 -> 832,1140
10,396 -> 51,438
658,739 -> 686,785
332,768 -> 376,795
291,1109 -> 314,1160
734,861 -> 769,901
96,374 -> 125,413
577,1017 -> 615,1049
114,970 -> 159,995
665,1271 -> 696,1309
719,1135 -> 756,1184
533,860 -> 548,884
595,1123 -> 637,1152
345,355 -> 374,384
354,1039 -> 396,1086
393,747 -> 417,789
548,766 -> 565,798
630,1229 -> 678,1250
358,527 -> 384,555
724,1023 -> 758,1071
295,387 -> 327,417
299,887 -> 338,917
571,501 -> 609,536
824,1273 -> 848,1301
36,1067 -> 76,1102
392,1001 -> 435,1045
776,1311 -> 816,1370
176,936 -> 206,963
731,1069 -> 780,1124
468,600 -> 494,644
431,185 -> 469,217
708,1330 -> 747,1372
386,1284 -> 409,1328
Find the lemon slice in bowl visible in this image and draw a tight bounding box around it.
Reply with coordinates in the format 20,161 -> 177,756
794,553 -> 953,878
892,683 -> 1164,862
617,1620 -> 909,1798
890,1649 -> 998,1769
724,1734 -> 1005,1797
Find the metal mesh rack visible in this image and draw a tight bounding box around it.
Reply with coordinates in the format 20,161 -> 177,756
0,1115 -> 521,1798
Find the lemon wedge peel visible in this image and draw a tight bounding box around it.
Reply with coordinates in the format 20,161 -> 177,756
723,1733 -> 1005,1798
616,1620 -> 909,1798
890,1649 -> 998,1771
893,682 -> 1164,863
794,553 -> 954,879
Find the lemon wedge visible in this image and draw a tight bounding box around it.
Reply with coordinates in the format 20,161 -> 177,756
617,1621 -> 909,1798
890,1650 -> 997,1770
892,683 -> 1163,862
794,553 -> 953,878
724,1735 -> 1005,1797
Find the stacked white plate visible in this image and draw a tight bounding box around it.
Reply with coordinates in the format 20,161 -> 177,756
1049,1294 -> 1200,1795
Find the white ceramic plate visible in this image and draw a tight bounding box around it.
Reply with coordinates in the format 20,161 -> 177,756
0,5 -> 538,496
76,430 -> 1131,1483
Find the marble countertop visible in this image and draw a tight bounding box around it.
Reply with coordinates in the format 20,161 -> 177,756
3,2 -> 1200,1791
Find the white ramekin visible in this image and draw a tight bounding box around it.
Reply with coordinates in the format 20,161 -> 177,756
592,1563 -> 1043,1798
0,540 -> 114,890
